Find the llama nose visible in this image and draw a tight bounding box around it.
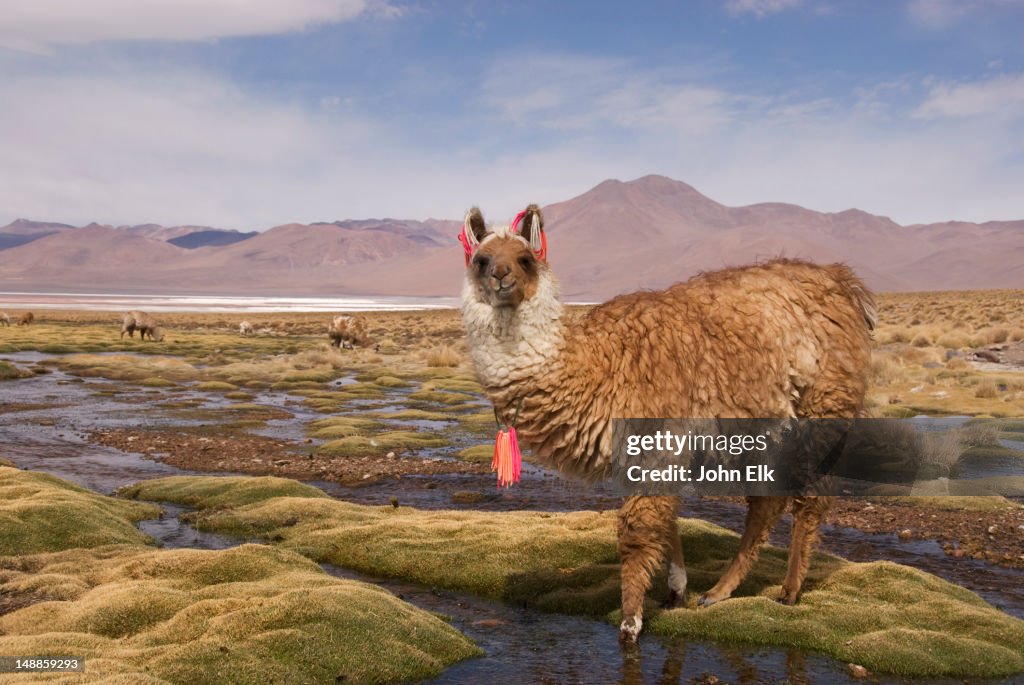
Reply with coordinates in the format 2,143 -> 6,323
492,264 -> 511,281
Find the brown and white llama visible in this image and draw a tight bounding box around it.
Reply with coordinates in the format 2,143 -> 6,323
239,320 -> 254,336
328,315 -> 368,349
17,312 -> 34,326
460,204 -> 875,642
0,312 -> 9,327
120,311 -> 164,342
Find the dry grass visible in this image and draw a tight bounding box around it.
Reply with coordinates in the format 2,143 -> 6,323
422,344 -> 462,367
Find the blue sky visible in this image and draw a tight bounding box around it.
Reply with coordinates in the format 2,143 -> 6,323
1,0 -> 1023,229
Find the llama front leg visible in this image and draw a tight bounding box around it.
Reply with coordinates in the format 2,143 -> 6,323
698,496 -> 787,607
617,495 -> 677,642
778,496 -> 833,604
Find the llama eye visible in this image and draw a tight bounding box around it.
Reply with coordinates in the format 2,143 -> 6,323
517,256 -> 534,269
473,255 -> 490,271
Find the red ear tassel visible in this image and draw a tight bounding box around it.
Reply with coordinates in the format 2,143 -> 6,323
492,426 -> 522,488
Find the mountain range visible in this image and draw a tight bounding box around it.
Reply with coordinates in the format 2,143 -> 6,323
1,175 -> 1021,299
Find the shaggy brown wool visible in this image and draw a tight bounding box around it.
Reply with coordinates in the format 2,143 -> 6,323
16,312 -> 34,326
462,205 -> 875,641
328,315 -> 369,349
120,310 -> 164,342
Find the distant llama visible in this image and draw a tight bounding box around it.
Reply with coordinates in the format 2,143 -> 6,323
0,312 -> 9,327
17,312 -> 34,326
460,205 -> 875,642
120,311 -> 164,342
328,315 -> 368,349
239,321 -> 254,336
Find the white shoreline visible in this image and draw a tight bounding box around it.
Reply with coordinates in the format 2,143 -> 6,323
0,291 -> 460,313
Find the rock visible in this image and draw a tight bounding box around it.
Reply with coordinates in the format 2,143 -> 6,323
987,525 -> 998,535
848,663 -> 871,678
386,451 -> 396,458
273,460 -> 291,467
898,529 -> 913,540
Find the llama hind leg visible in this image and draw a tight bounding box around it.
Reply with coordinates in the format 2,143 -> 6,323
618,495 -> 677,642
778,496 -> 833,604
698,496 -> 787,607
665,509 -> 687,608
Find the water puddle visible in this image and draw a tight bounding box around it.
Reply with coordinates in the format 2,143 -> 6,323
3,352 -> 1024,683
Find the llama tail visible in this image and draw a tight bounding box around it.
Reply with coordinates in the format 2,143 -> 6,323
826,264 -> 877,332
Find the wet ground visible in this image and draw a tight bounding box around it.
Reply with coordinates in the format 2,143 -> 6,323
2,350 -> 1024,684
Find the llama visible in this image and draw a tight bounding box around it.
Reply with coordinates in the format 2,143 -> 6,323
0,312 -> 9,327
17,312 -> 34,326
328,315 -> 368,349
239,321 -> 254,336
460,205 -> 875,642
120,311 -> 164,342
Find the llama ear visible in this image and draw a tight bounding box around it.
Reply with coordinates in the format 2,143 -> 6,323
515,204 -> 546,262
515,204 -> 544,243
465,207 -> 489,243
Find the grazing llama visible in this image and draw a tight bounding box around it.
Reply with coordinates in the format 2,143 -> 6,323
17,312 -> 34,326
328,315 -> 368,349
239,321 -> 254,336
0,312 -> 9,327
460,205 -> 875,642
120,311 -> 165,342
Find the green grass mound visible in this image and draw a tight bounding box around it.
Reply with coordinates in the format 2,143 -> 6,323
306,416 -> 387,439
118,475 -> 327,510
315,431 -> 449,456
0,544 -> 478,684
407,390 -> 478,405
363,408 -> 454,422
125,475 -> 1024,678
650,561 -> 1024,678
458,445 -> 495,463
195,380 -> 238,391
0,467 -> 160,555
373,375 -> 411,388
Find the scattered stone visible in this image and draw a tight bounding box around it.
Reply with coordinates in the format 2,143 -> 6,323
848,663 -> 871,678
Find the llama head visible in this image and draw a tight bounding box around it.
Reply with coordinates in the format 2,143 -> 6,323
462,204 -> 548,309
150,325 -> 165,342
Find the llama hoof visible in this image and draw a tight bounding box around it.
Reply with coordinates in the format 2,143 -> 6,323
776,594 -> 798,606
619,616 -> 642,643
661,591 -> 687,609
697,594 -> 719,608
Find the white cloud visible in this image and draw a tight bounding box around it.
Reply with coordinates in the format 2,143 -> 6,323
0,0 -> 378,52
725,0 -> 805,17
905,0 -> 1022,30
481,54 -> 737,137
914,73 -> 1024,118
1,49 -> 1023,231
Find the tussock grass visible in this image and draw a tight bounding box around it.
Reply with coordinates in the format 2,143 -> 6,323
307,416 -> 389,439
195,380 -> 238,392
0,544 -> 479,684
422,345 -> 462,367
0,467 -> 160,555
407,389 -> 478,405
0,360 -> 32,380
457,444 -> 496,463
316,431 -> 449,456
117,475 -> 327,510
124,475 -> 1024,678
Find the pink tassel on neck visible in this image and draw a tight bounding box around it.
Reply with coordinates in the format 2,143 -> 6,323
492,426 -> 522,488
